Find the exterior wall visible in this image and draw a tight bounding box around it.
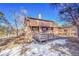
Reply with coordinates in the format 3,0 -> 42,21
29,19 -> 39,26
55,26 -> 77,37
53,27 -> 59,36
27,18 -> 56,27
39,21 -> 53,27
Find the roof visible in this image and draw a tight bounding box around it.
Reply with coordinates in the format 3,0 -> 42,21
25,17 -> 59,27
27,17 -> 56,23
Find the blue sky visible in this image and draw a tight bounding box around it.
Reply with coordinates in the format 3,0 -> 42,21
0,3 -> 64,26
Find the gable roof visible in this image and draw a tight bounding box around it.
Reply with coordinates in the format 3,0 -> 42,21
27,17 -> 57,24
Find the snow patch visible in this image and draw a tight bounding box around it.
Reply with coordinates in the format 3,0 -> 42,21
52,39 -> 67,45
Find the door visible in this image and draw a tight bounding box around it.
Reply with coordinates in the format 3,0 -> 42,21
42,27 -> 48,32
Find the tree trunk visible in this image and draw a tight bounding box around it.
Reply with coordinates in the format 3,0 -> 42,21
15,19 -> 19,36
77,25 -> 79,39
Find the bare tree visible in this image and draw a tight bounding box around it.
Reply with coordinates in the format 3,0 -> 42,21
11,8 -> 27,36
14,14 -> 19,36
51,3 -> 79,38
0,12 -> 13,37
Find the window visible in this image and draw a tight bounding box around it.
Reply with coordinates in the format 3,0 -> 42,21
42,27 -> 48,32
32,26 -> 39,32
64,29 -> 67,32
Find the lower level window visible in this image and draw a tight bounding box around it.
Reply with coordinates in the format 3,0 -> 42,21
32,26 -> 39,32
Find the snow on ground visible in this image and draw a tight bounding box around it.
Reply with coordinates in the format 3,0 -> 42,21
52,39 -> 67,45
24,39 -> 70,56
0,39 -> 79,56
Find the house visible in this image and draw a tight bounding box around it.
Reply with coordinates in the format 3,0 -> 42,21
24,17 -> 58,32
24,17 -> 77,38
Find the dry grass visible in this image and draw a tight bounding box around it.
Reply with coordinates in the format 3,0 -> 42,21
0,36 -> 22,52
0,40 -> 18,52
0,31 -> 33,52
